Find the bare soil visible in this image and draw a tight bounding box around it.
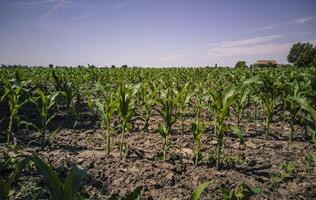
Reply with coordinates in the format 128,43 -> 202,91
1,107 -> 316,200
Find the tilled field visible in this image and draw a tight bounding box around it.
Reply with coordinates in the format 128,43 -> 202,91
3,111 -> 315,200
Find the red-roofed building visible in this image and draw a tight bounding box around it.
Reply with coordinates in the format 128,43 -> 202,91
256,60 -> 277,65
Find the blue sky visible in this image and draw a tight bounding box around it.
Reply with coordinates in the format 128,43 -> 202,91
0,0 -> 316,67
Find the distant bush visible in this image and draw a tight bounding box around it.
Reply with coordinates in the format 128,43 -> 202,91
235,61 -> 248,68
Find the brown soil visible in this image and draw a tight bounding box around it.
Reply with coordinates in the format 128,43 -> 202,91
2,108 -> 316,200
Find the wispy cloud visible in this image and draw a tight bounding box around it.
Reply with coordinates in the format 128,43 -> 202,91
38,24 -> 79,32
14,0 -> 129,20
247,16 -> 315,33
247,24 -> 277,32
41,0 -> 70,18
208,38 -> 316,57
293,16 -> 315,24
13,0 -> 58,5
74,0 -> 129,20
209,43 -> 290,57
13,0 -> 71,18
220,35 -> 283,47
207,42 -> 218,47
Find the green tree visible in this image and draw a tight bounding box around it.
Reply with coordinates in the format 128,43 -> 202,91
287,42 -> 316,67
235,61 -> 248,68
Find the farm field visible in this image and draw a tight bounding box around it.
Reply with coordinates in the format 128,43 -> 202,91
0,67 -> 316,200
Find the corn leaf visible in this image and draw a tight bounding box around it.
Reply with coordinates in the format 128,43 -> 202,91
190,180 -> 214,200
64,166 -> 87,200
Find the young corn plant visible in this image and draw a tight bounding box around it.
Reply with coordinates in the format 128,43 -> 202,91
191,83 -> 208,120
283,80 -> 303,142
210,77 -> 260,169
23,89 -> 59,147
232,84 -> 251,129
291,97 -> 316,147
95,83 -> 117,155
156,88 -> 178,161
117,82 -> 140,159
52,71 -> 79,127
191,119 -> 205,165
210,85 -> 237,169
257,73 -> 280,140
221,183 -> 261,200
137,82 -> 157,132
24,153 -> 87,200
190,180 -> 214,200
0,79 -> 29,144
175,83 -> 191,135
0,154 -> 30,200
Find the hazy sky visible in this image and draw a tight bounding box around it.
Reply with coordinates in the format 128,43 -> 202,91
1,0 -> 316,67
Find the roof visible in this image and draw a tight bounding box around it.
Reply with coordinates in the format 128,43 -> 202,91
256,60 -> 277,65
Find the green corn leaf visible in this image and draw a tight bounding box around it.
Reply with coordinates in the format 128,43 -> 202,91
158,124 -> 166,138
0,157 -> 31,200
46,114 -> 57,126
31,153 -> 64,200
0,178 -> 9,200
291,97 -> 316,122
64,166 -> 87,200
231,125 -> 245,145
19,120 -> 40,131
190,180 -> 214,200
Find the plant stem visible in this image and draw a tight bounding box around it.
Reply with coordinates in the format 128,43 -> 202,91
216,136 -> 222,170
41,119 -> 46,148
265,115 -> 270,140
237,114 -> 240,129
119,130 -> 125,159
163,134 -> 169,161
194,142 -> 200,166
289,120 -> 294,142
7,116 -> 13,144
254,105 -> 258,120
106,127 -> 111,155
181,115 -> 184,135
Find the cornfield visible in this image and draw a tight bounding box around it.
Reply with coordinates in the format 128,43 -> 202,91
0,66 -> 315,199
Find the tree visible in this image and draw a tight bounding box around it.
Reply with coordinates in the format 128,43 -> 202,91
287,42 -> 316,67
235,61 -> 248,68
87,64 -> 95,68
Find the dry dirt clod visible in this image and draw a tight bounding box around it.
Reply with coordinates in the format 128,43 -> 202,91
245,140 -> 258,149
128,166 -> 140,173
166,172 -> 174,181
181,148 -> 194,157
77,158 -> 84,164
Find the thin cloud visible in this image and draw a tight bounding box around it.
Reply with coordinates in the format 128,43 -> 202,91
207,42 -> 218,47
293,16 -> 315,24
221,35 -> 283,47
74,1 -> 129,20
247,24 -> 277,32
38,24 -> 79,32
14,0 -> 71,18
41,0 -> 71,18
247,16 -> 315,33
209,43 -> 291,57
209,38 -> 316,57
12,0 -> 58,5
